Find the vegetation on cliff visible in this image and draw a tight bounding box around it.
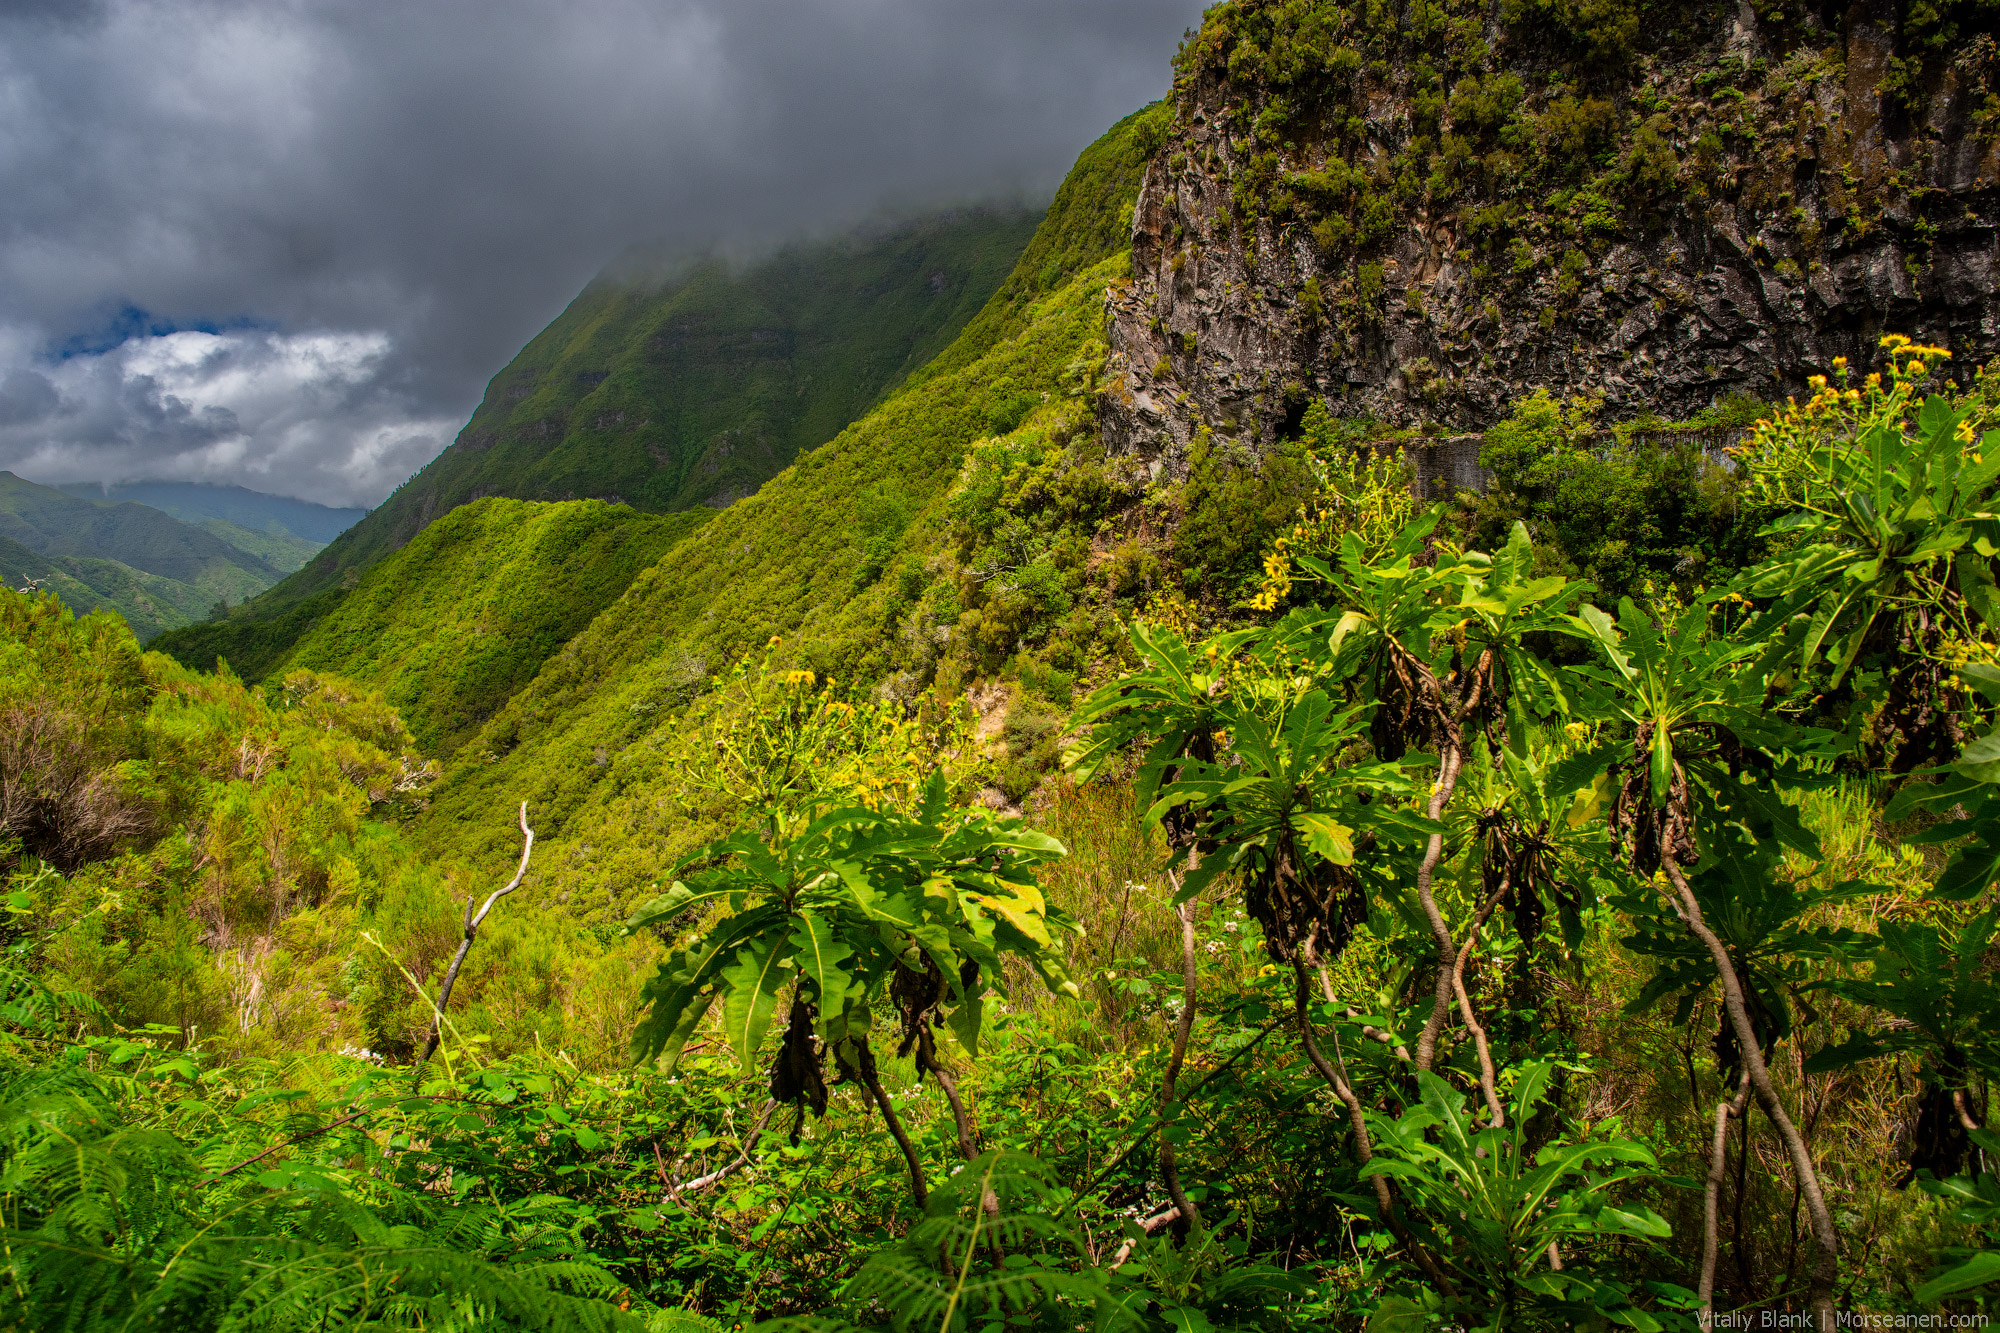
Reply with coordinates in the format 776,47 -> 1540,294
11,10 -> 2000,1326
1103,0 -> 1999,463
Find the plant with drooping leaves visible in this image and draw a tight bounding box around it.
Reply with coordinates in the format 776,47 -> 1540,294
624,775 -> 1075,1206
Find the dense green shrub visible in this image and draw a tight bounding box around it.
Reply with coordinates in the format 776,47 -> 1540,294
1170,429 -> 1316,595
1466,388 -> 1769,600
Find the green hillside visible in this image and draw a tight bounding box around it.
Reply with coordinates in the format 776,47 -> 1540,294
273,498 -> 707,756
0,472 -> 280,599
0,534 -> 221,640
14,4 -> 2000,1326
415,105 -> 1170,886
153,205 -> 1043,676
0,473 -> 299,638
186,517 -> 323,572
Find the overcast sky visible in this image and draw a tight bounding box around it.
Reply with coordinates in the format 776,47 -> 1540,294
0,0 -> 1203,508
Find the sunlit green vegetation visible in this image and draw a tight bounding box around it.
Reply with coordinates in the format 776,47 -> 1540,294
8,18 -> 2000,1321
11,341 -> 2000,1329
274,498 -> 709,757
0,472 -> 289,639
175,205 -> 1045,656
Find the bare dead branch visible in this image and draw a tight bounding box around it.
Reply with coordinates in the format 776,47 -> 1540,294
663,1099 -> 780,1202
1107,1204 -> 1185,1267
414,802 -> 534,1074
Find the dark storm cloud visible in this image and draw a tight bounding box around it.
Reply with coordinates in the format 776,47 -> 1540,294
0,0 -> 1204,506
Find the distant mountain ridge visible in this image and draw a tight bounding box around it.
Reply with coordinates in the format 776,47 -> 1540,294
0,473 -> 278,587
153,204 -> 1045,673
56,480 -> 364,575
55,481 -> 365,545
0,472 -> 295,638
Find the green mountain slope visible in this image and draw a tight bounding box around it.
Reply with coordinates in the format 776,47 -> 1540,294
0,533 -> 240,641
153,205 -> 1043,675
186,517 -> 323,573
0,473 -> 300,638
57,481 -> 365,544
273,499 -> 708,756
415,106 -> 1168,888
0,472 -> 281,598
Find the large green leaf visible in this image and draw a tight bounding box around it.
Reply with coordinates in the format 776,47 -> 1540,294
718,937 -> 790,1068
1916,1251 -> 2000,1303
789,910 -> 857,1016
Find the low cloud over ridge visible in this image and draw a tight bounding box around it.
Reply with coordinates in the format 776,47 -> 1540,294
0,0 -> 1202,507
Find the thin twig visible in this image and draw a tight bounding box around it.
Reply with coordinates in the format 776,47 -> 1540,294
1077,1013 -> 1287,1197
1157,895 -> 1202,1235
415,802 -> 534,1074
198,1110 -> 372,1186
1414,649 -> 1490,1071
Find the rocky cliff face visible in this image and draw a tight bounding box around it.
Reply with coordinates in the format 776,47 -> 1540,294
1100,0 -> 2000,472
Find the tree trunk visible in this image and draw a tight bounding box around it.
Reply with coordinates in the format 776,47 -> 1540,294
1664,856 -> 1838,1330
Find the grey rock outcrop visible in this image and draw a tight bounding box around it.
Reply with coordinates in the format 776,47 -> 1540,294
1101,10 -> 2000,475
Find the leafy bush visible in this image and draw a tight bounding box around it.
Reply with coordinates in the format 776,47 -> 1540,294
1468,388 -> 1767,602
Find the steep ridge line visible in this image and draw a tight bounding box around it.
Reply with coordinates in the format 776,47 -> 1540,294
411,106 -> 1171,887
155,206 -> 1044,682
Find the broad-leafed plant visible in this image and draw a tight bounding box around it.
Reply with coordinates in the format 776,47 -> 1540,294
624,777 -> 1075,1205
1361,1062 -> 1673,1332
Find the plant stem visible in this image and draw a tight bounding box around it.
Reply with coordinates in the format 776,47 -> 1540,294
1701,1068 -> 1751,1320
1412,738 -> 1466,1071
1735,1095 -> 1755,1298
667,1100 -> 779,1200
932,1064 -> 978,1162
1076,1013 -> 1286,1197
1292,959 -> 1454,1298
1663,855 -> 1839,1330
1414,652 -> 1487,1070
850,1037 -> 928,1210
928,1060 -> 1001,1242
936,1157 -> 994,1333
1451,879 -> 1510,1127
1158,896 -> 1202,1236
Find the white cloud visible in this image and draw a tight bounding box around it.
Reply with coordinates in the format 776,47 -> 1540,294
0,327 -> 456,507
